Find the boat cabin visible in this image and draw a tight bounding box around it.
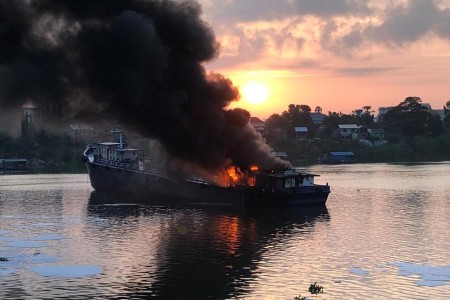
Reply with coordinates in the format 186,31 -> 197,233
87,142 -> 142,162
254,170 -> 317,190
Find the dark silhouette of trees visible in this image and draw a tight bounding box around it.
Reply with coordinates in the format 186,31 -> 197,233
265,113 -> 289,141
281,104 -> 314,128
351,106 -> 375,128
321,112 -> 357,136
443,100 -> 450,129
383,97 -> 444,137
266,104 -> 315,139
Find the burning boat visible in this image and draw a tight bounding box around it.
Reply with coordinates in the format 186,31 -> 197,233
82,135 -> 330,207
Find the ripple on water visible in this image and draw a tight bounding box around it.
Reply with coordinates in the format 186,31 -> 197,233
1,170 -> 450,299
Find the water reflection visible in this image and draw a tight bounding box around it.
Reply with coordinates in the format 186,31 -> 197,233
86,191 -> 330,299
3,167 -> 448,299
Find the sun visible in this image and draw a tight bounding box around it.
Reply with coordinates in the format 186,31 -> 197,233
241,81 -> 269,105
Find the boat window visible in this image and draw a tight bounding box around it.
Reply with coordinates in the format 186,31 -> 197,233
298,176 -> 304,186
284,177 -> 295,188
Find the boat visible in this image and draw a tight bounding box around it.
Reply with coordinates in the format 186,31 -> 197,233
82,135 -> 330,207
0,158 -> 28,174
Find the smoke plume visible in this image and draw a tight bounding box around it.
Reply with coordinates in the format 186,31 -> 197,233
0,0 -> 290,173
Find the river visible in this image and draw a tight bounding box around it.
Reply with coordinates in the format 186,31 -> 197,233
1,163 -> 449,299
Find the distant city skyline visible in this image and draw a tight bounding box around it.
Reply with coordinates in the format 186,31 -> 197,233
199,0 -> 450,119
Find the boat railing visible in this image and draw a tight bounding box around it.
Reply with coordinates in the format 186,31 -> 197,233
93,158 -> 158,175
95,158 -> 130,169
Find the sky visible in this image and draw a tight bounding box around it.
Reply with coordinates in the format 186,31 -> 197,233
197,0 -> 450,119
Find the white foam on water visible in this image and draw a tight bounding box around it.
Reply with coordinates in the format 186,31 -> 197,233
349,267 -> 369,275
31,265 -> 102,278
394,262 -> 450,287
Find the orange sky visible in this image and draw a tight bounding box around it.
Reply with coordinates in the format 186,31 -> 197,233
199,0 -> 450,120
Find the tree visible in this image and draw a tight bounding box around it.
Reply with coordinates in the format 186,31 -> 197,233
360,106 -> 375,127
321,111 -> 358,137
280,104 -> 315,137
383,96 -> 444,137
352,109 -> 363,117
265,113 -> 289,141
443,100 -> 450,129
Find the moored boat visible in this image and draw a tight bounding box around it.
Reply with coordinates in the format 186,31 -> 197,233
82,135 -> 330,207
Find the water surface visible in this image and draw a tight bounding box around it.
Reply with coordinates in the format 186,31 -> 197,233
1,164 -> 450,299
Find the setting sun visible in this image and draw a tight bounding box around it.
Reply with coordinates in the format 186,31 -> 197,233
242,81 -> 269,105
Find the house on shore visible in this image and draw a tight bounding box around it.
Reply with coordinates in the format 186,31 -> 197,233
294,127 -> 308,139
324,152 -> 355,164
338,124 -> 359,139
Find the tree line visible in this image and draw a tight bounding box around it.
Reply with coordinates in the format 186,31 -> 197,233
265,96 -> 448,141
263,96 -> 450,164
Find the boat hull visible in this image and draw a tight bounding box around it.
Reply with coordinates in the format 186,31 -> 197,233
85,162 -> 330,207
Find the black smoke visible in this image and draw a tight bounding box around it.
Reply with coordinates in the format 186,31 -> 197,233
0,0 -> 290,173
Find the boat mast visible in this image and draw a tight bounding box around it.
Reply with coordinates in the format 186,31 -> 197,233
119,133 -> 124,149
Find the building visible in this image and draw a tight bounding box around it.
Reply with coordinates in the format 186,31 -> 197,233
369,129 -> 385,140
294,127 -> 308,139
249,117 -> 266,134
310,112 -> 326,125
338,124 -> 358,139
326,152 -> 354,163
272,128 -> 288,140
69,123 -> 94,145
0,108 -> 22,137
377,106 -> 394,119
377,103 -> 445,121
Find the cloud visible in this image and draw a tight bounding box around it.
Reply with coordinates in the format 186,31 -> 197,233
201,0 -> 450,68
293,0 -> 372,17
335,66 -> 405,76
366,0 -> 450,46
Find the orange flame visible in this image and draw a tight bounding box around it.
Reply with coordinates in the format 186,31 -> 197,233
226,166 -> 242,186
215,161 -> 260,187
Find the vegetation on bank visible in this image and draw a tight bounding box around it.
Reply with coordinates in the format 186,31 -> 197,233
0,130 -> 85,173
266,96 -> 450,166
271,134 -> 450,166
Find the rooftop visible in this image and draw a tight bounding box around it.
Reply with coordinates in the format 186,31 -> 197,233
294,127 -> 308,132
